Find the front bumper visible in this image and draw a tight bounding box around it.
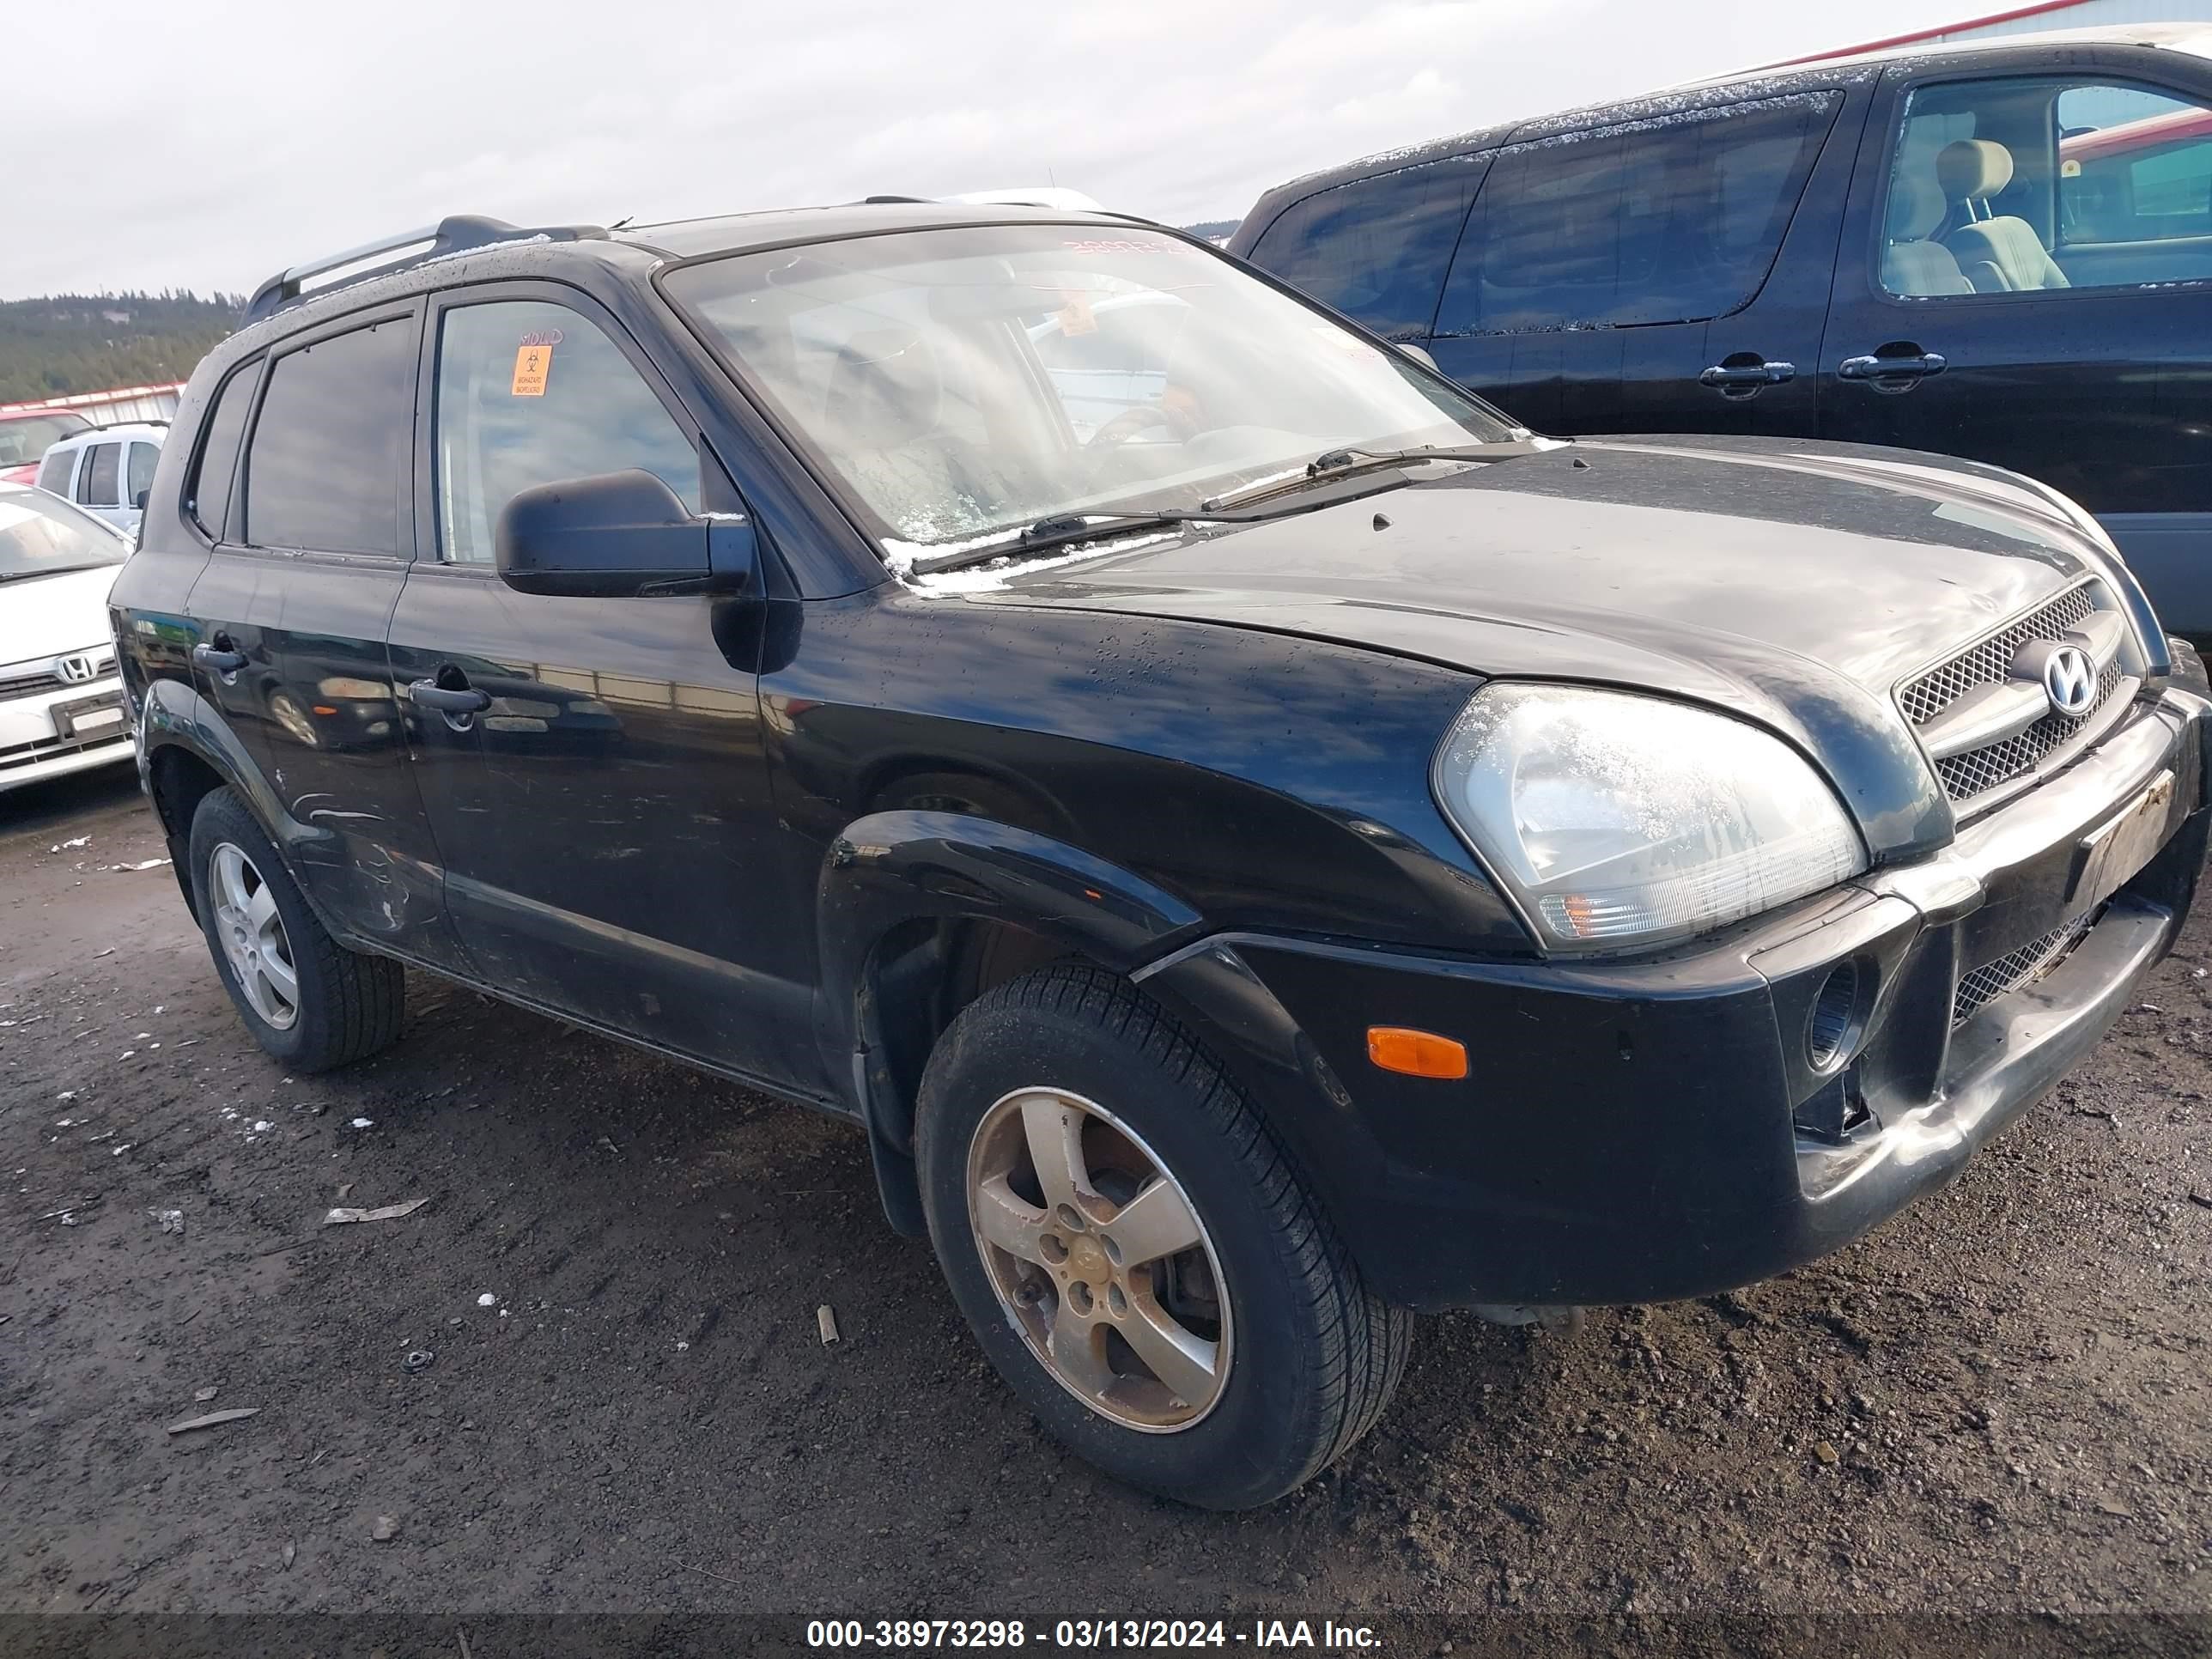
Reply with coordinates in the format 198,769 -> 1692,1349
0,672 -> 133,793
1141,678 -> 2210,1310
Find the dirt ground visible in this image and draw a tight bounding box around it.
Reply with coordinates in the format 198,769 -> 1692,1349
3,765 -> 2209,1642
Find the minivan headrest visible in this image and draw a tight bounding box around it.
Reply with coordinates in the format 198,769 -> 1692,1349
1887,171 -> 1948,240
1937,138 -> 2014,203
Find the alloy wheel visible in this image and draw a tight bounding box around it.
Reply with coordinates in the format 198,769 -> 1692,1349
966,1086 -> 1232,1432
209,842 -> 300,1030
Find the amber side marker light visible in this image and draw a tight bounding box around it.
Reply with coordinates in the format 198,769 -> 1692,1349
1366,1026 -> 1468,1079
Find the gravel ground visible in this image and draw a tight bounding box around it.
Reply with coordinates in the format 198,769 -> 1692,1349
3,766 -> 2209,1644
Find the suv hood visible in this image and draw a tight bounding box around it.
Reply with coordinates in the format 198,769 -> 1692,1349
949,435 -> 2151,856
0,564 -> 121,665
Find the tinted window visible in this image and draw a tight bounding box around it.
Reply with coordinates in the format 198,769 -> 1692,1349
126,441 -> 157,503
434,300 -> 698,564
1437,93 -> 1838,335
1881,79 -> 2212,295
187,362 -> 259,538
1249,154 -> 1487,338
80,443 -> 120,506
246,317 -> 416,555
34,447 -> 75,495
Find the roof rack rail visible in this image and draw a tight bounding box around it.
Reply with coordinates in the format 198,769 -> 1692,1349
245,215 -> 607,325
64,417 -> 172,435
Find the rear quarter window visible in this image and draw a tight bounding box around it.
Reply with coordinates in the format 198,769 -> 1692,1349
1247,153 -> 1488,339
35,447 -> 76,495
185,362 -> 262,540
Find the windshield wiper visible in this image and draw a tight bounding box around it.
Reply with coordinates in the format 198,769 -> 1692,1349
1202,436 -> 1561,512
909,511 -> 1211,575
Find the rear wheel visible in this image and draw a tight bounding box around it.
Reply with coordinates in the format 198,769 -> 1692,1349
187,787 -> 404,1072
916,963 -> 1411,1509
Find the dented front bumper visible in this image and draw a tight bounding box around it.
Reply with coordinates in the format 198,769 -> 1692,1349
1143,672 -> 2210,1310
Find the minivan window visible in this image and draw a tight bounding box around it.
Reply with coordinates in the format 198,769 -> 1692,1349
1436,92 -> 1838,336
1248,153 -> 1488,339
1881,78 -> 2212,296
433,300 -> 700,565
245,317 -> 415,555
79,442 -> 120,507
186,362 -> 260,539
665,223 -> 1513,555
34,447 -> 75,496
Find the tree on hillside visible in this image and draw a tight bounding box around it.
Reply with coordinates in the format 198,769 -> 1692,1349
0,291 -> 244,402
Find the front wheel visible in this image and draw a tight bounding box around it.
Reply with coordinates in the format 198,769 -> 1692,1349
916,964 -> 1411,1509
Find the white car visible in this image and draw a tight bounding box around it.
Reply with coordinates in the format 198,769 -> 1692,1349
34,422 -> 167,537
0,483 -> 133,793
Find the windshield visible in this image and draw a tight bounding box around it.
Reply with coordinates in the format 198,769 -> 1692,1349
663,224 -> 1518,561
0,489 -> 127,581
0,412 -> 93,468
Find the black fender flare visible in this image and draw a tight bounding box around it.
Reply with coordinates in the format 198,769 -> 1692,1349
814,809 -> 1205,1233
137,676 -> 317,916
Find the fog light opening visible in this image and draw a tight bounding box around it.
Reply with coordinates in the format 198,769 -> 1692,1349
1806,961 -> 1863,1073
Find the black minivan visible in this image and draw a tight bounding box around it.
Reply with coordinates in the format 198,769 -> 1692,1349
1231,24 -> 2212,629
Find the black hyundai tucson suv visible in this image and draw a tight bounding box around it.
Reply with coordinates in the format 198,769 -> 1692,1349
109,204 -> 2210,1510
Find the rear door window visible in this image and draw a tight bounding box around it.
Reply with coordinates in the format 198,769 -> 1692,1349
431,298 -> 699,565
186,362 -> 260,538
1248,153 -> 1488,338
1437,92 -> 1839,336
245,315 -> 416,555
78,442 -> 120,507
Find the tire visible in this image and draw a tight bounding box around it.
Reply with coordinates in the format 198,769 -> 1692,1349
187,785 -> 404,1073
915,963 -> 1412,1510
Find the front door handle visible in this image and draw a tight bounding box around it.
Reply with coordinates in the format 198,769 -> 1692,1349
407,678 -> 491,715
1838,349 -> 1947,386
1698,359 -> 1796,389
192,641 -> 246,676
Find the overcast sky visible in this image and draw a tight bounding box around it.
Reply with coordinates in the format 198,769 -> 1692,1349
9,0 -> 1978,300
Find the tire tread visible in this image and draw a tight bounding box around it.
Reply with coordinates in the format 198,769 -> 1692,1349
942,961 -> 1411,1499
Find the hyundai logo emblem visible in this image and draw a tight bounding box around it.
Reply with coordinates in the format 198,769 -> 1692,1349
57,652 -> 101,685
2043,644 -> 2098,719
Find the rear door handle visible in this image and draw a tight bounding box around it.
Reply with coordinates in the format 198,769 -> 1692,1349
192,641 -> 246,676
407,678 -> 491,715
1838,351 -> 1947,385
1698,360 -> 1795,388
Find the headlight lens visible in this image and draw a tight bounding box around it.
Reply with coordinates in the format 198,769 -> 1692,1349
1432,684 -> 1865,950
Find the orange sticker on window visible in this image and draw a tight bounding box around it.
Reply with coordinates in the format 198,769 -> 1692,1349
511,343 -> 552,396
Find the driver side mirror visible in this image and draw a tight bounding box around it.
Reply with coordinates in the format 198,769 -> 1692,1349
1397,343 -> 1441,374
495,470 -> 753,599
132,488 -> 150,511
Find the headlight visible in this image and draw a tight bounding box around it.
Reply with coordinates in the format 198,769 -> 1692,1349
1431,684 -> 1865,950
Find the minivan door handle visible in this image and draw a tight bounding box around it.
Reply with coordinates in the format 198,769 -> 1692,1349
1698,358 -> 1795,391
407,678 -> 491,716
193,640 -> 246,677
1838,349 -> 1947,388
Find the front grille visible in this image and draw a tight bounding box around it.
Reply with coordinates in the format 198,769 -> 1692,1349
0,669 -> 63,700
1899,585 -> 2126,805
1952,911 -> 2097,1027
